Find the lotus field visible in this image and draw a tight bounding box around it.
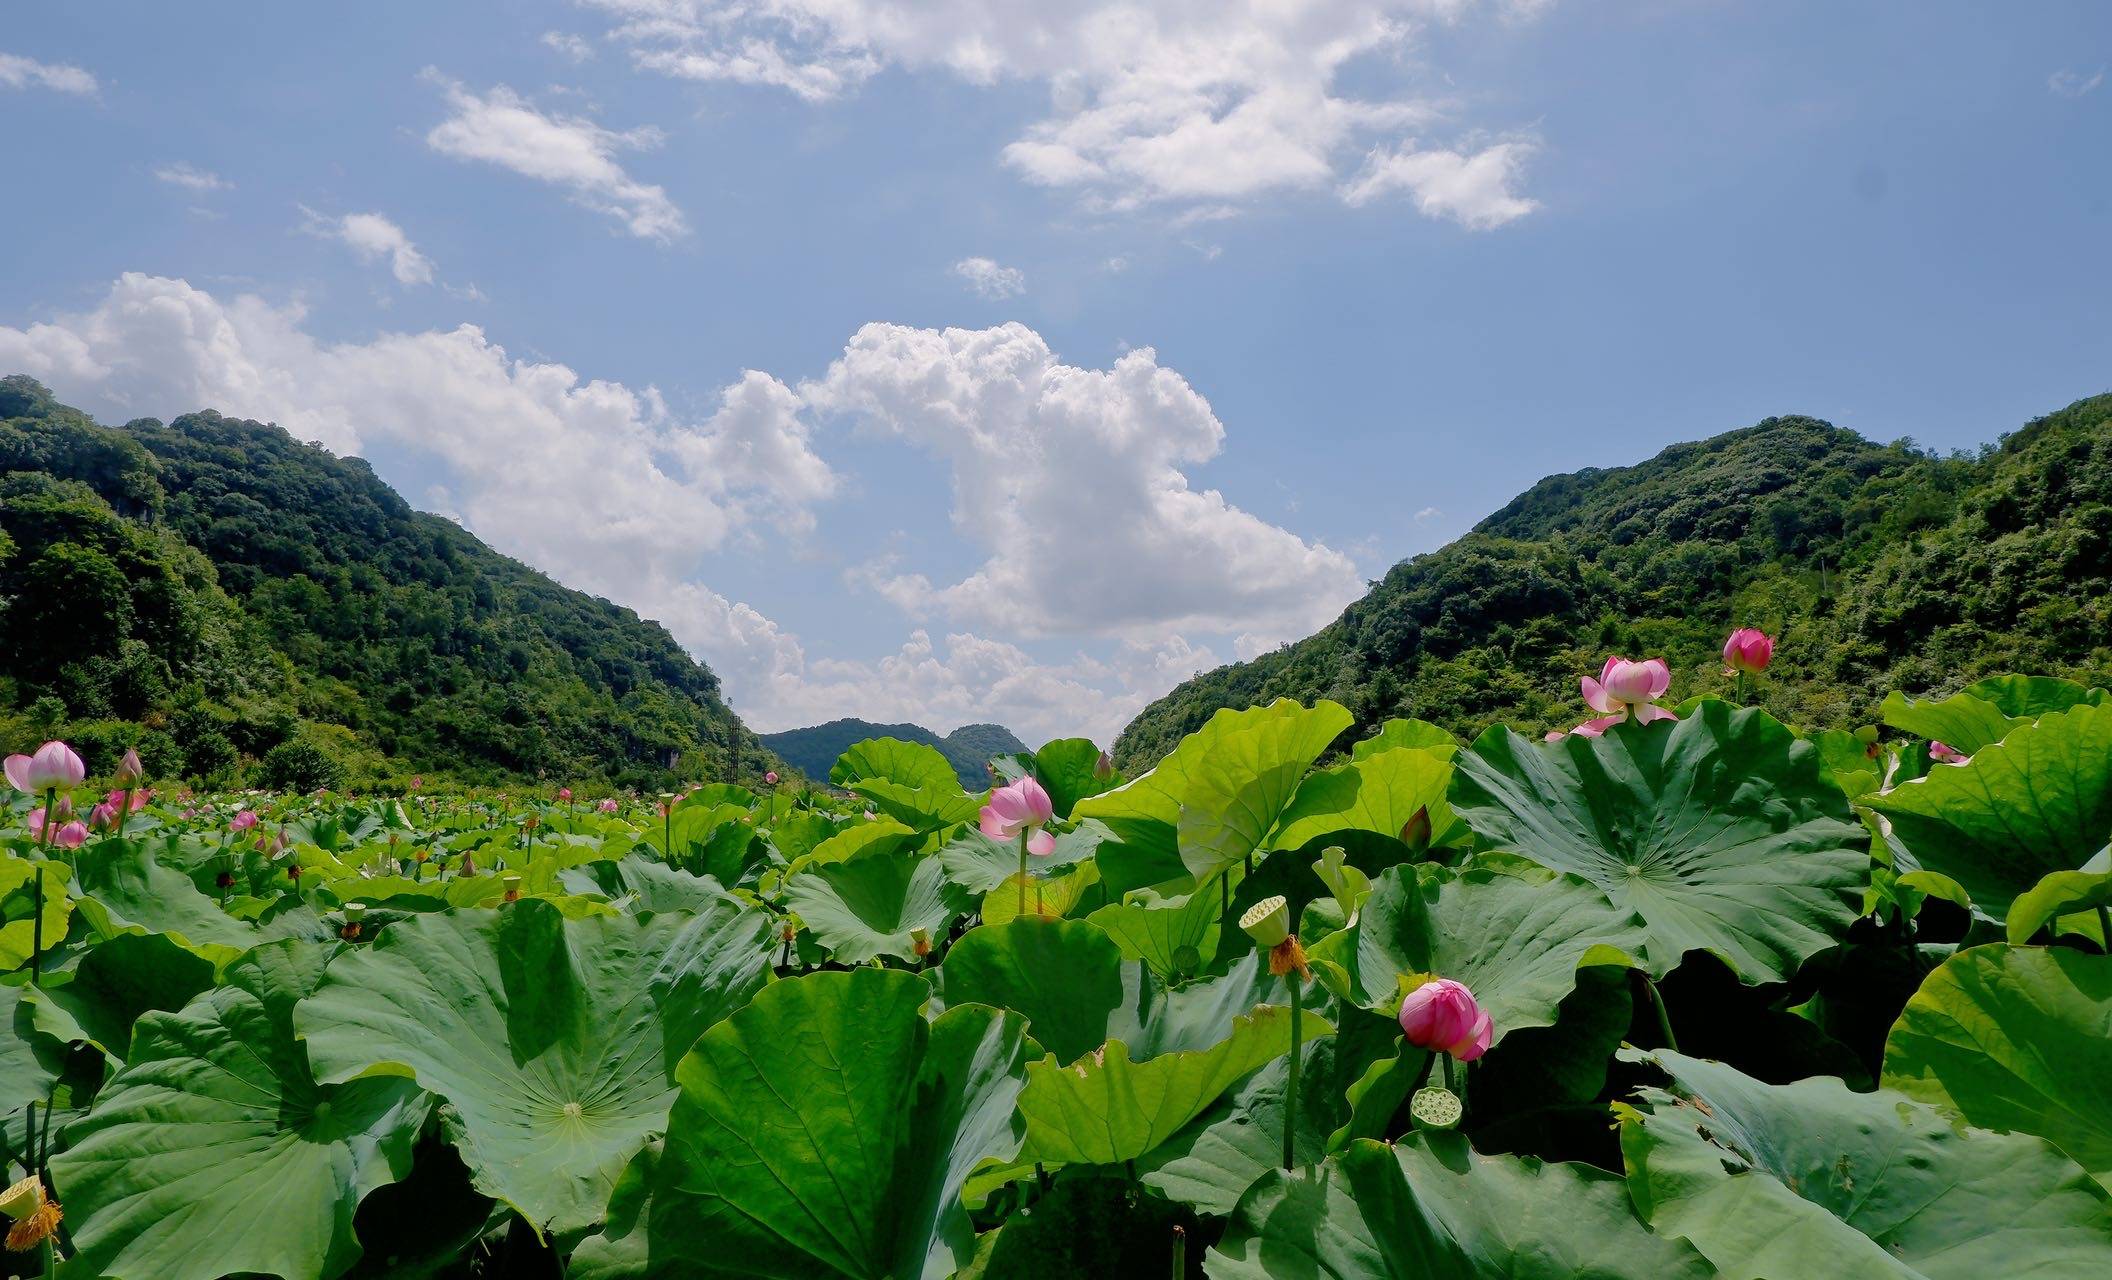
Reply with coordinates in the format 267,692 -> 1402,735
3,651 -> 2111,1278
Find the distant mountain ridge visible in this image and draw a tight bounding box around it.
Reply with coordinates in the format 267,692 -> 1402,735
1116,394 -> 2112,767
0,376 -> 774,787
763,718 -> 1026,787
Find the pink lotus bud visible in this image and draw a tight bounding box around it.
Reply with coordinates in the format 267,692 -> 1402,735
1094,750 -> 1114,780
764,771 -> 779,785
979,776 -> 1056,851
6,741 -> 86,794
1399,805 -> 1433,850
557,788 -> 572,802
230,810 -> 258,833
89,800 -> 120,830
51,820 -> 87,849
1722,628 -> 1774,675
1930,741 -> 1969,764
1398,978 -> 1492,1062
598,797 -> 619,813
409,776 -> 423,791
115,747 -> 146,785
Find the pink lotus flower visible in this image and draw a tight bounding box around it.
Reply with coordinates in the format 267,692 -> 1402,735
598,797 -> 619,813
1722,628 -> 1774,675
980,776 -> 1056,856
50,821 -> 88,849
558,787 -> 573,802
1552,657 -> 1678,739
1930,741 -> 1969,764
6,741 -> 85,794
89,799 -> 120,830
764,771 -> 779,785
230,810 -> 258,833
1399,978 -> 1492,1062
409,776 -> 423,792
115,747 -> 146,785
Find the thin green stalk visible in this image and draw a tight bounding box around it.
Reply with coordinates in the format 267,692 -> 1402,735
1283,972 -> 1303,1171
1017,830 -> 1030,916
2097,905 -> 2111,953
1641,973 -> 1679,1051
1171,1225 -> 1186,1279
28,861 -> 43,987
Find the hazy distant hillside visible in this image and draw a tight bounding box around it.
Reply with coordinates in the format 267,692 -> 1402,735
763,718 -> 1026,787
0,376 -> 774,788
1117,395 -> 2112,766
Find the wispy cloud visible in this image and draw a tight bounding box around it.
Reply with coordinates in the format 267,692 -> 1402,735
0,52 -> 97,96
422,70 -> 687,242
2048,67 -> 2105,99
952,257 -> 1025,300
299,206 -> 436,286
543,31 -> 596,62
154,162 -> 231,193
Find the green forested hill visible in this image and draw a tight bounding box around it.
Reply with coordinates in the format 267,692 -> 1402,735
762,718 -> 1027,787
1115,395 -> 2112,766
0,376 -> 772,788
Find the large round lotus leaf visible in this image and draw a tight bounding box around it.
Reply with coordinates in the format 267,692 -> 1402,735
1017,1003 -> 1331,1167
49,941 -> 429,1280
621,968 -> 1029,1280
295,896 -> 775,1233
1177,700 -> 1354,880
1206,1133 -> 1713,1279
1620,1048 -> 2112,1279
1864,701 -> 2112,915
1315,862 -> 1645,1043
23,929 -> 216,1063
782,845 -> 971,963
829,736 -> 962,792
1879,689 -> 2025,754
68,839 -> 263,969
848,778 -> 984,830
1450,703 -> 1867,982
1883,945 -> 2112,1190
0,854 -> 69,972
936,818 -> 1108,894
1962,675 -> 2107,718
932,916 -> 1126,1064
1022,737 -> 1125,818
2,977 -> 72,1155
1085,885 -> 1221,980
1352,718 -> 1458,760
1270,746 -> 1465,853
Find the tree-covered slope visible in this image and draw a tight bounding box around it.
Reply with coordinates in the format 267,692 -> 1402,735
762,718 -> 1026,787
0,376 -> 773,787
1116,395 -> 2112,766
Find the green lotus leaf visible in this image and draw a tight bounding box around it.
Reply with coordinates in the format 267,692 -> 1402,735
611,968 -> 1029,1280
848,777 -> 984,830
1811,729 -> 1882,800
1177,699 -> 1354,880
49,940 -> 430,1280
1879,689 -> 2024,754
1086,884 -> 1221,980
978,861 -> 1100,926
1352,717 -> 1458,760
782,845 -> 970,963
0,854 -> 69,972
1312,862 -> 1643,1046
564,855 -> 741,916
68,839 -> 263,969
295,896 -> 775,1233
1882,944 -> 2112,1190
785,817 -> 919,878
1024,737 -> 1124,818
1017,1003 -> 1331,1167
1207,1133 -> 1713,1279
23,929 -> 216,1063
2007,869 -> 2112,945
1864,701 -> 2112,914
829,736 -> 963,793
2,977 -> 73,1155
937,818 -> 1109,894
767,810 -> 841,864
1271,747 -> 1464,854
933,917 -> 1126,1064
1620,1048 -> 2112,1279
1450,704 -> 1867,981
1961,675 -> 2108,718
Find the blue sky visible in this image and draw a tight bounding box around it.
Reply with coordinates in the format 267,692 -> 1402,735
3,1 -> 2107,744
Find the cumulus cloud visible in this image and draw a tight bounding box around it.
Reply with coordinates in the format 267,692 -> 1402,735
423,72 -> 687,241
153,162 -> 230,193
952,257 -> 1025,299
0,52 -> 96,96
1340,138 -> 1538,227
300,207 -> 437,286
581,1 -> 1547,223
804,321 -> 1364,642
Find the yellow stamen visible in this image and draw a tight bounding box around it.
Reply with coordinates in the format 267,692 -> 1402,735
4,1194 -> 60,1252
1268,936 -> 1310,979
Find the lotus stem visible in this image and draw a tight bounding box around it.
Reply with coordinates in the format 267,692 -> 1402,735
1171,1224 -> 1186,1279
2097,905 -> 2111,951
1017,829 -> 1030,916
1284,972 -> 1303,1171
28,863 -> 42,987
1641,973 -> 1679,1052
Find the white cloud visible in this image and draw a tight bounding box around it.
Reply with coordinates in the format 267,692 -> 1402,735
582,1 -> 1546,222
0,52 -> 96,96
423,72 -> 687,241
1340,138 -> 1538,227
543,31 -> 597,61
300,207 -> 437,286
2048,67 -> 2104,98
0,273 -> 830,614
153,162 -> 230,193
952,257 -> 1025,299
804,321 -> 1364,642
1414,505 -> 1442,523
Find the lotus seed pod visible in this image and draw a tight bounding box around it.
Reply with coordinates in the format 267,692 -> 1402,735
1410,1086 -> 1463,1130
1239,895 -> 1291,948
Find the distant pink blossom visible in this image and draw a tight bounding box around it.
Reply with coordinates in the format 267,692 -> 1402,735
115,748 -> 146,785
598,797 -> 619,813
1399,978 -> 1492,1062
230,810 -> 258,833
50,821 -> 88,849
764,771 -> 779,785
980,777 -> 1057,856
6,741 -> 85,794
1930,741 -> 1970,765
558,787 -> 572,802
89,799 -> 120,830
1722,628 -> 1774,675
